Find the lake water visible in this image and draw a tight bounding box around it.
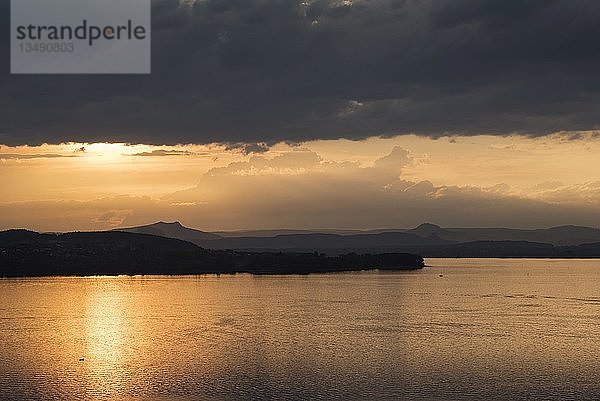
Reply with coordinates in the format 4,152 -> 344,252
1,258 -> 600,400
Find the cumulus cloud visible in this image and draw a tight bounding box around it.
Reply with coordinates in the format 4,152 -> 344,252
91,209 -> 134,227
161,147 -> 600,229
2,144 -> 599,231
128,149 -> 199,157
531,181 -> 600,205
2,0 -> 600,145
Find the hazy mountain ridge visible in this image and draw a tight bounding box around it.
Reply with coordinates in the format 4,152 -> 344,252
117,222 -> 600,252
199,231 -> 449,251
417,224 -> 600,246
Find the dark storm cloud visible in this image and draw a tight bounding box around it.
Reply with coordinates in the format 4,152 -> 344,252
2,0 -> 600,145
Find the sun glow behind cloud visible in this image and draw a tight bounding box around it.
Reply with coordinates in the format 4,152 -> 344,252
1,133 -> 600,231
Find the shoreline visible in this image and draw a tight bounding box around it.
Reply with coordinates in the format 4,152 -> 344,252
0,265 -> 425,279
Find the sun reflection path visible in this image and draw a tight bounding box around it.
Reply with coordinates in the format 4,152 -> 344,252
83,279 -> 128,398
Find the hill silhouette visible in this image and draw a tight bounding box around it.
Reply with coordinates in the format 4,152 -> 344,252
0,230 -> 424,277
118,221 -> 600,254
4,222 -> 600,278
117,221 -> 222,242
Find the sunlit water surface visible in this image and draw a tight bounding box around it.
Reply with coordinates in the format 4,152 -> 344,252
2,258 -> 600,400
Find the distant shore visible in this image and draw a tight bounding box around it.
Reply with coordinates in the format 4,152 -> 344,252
0,230 -> 424,277
5,226 -> 600,278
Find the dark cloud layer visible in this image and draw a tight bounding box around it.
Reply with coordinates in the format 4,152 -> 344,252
2,0 -> 600,145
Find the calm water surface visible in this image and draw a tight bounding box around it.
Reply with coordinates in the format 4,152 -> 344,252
2,258 -> 600,400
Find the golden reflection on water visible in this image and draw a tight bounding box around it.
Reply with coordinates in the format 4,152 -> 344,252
84,280 -> 127,397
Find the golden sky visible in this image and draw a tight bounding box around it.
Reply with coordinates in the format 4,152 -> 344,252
1,132 -> 600,232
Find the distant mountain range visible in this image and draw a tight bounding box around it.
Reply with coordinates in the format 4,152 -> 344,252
406,223 -> 600,246
117,221 -> 600,256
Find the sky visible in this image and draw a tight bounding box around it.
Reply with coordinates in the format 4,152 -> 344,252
1,0 -> 600,231
2,133 -> 600,231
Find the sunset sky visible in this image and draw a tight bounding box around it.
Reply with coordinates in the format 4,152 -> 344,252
2,0 -> 600,231
2,132 -> 600,231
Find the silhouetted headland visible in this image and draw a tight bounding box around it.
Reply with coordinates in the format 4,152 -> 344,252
0,230 -> 424,277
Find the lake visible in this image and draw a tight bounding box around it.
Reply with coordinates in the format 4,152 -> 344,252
1,258 -> 600,400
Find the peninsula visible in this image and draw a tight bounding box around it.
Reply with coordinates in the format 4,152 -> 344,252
0,230 -> 425,277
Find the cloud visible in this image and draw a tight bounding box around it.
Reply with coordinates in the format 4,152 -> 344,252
91,209 -> 134,227
128,149 -> 198,156
2,147 -> 600,231
0,153 -> 77,160
0,197 -> 152,231
224,142 -> 271,155
204,149 -> 325,176
531,181 -> 600,205
2,0 -> 600,145
162,147 -> 600,229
